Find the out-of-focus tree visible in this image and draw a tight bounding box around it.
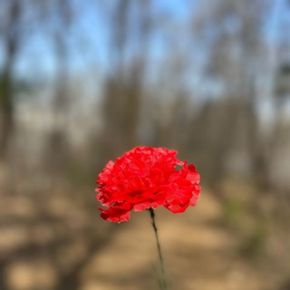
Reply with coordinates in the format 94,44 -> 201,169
98,0 -> 152,164
0,0 -> 21,159
190,0 -> 273,191
272,0 -> 290,193
0,0 -> 48,159
46,0 -> 73,171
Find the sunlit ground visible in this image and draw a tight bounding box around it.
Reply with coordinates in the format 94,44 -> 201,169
1,181 -> 289,290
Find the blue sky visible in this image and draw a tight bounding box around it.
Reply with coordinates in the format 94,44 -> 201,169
1,0 -> 197,79
1,0 -> 290,82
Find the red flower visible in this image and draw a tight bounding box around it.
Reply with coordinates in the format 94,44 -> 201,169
96,146 -> 201,222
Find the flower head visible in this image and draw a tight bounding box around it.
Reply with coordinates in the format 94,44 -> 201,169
96,146 -> 201,222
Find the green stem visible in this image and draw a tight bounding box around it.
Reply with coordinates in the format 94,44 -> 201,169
149,208 -> 168,290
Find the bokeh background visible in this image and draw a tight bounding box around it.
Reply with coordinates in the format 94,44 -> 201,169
1,0 -> 290,289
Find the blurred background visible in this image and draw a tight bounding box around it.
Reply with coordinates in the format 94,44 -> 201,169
1,0 -> 290,289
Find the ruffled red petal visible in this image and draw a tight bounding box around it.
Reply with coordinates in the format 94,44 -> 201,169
96,146 -> 201,222
100,203 -> 132,222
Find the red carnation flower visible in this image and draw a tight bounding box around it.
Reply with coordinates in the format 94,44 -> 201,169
96,146 -> 201,222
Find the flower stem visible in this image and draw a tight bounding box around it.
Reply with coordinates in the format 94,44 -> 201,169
149,208 -> 168,290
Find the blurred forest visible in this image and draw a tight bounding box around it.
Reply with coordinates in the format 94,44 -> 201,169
1,0 -> 290,290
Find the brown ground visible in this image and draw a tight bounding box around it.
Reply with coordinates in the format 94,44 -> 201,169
80,193 -> 273,290
0,187 -> 288,290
